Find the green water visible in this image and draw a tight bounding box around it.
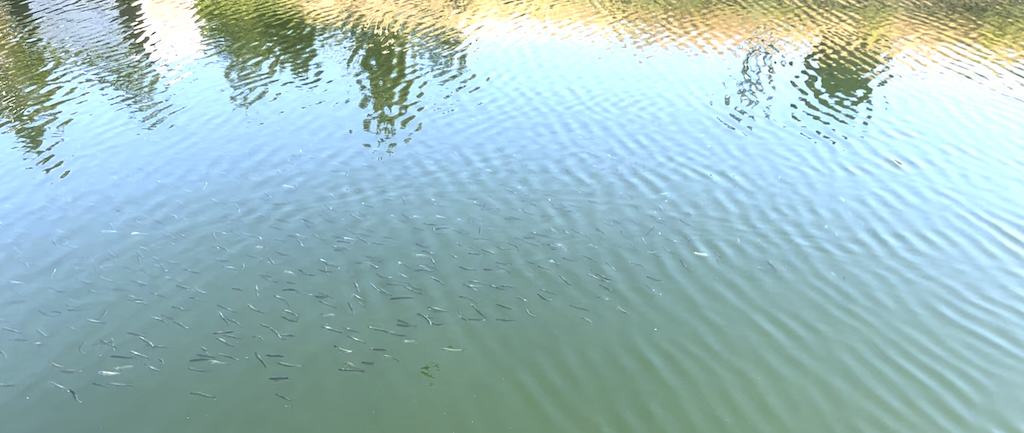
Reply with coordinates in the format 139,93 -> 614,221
2,0 -> 1024,432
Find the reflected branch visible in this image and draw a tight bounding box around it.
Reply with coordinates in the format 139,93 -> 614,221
339,14 -> 470,152
0,0 -> 69,175
195,0 -> 321,108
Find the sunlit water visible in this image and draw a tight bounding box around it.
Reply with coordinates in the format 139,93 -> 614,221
2,0 -> 1024,432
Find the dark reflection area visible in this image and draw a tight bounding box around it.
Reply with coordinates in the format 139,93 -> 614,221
193,2 -> 473,153
721,25 -> 892,143
793,29 -> 892,138
348,29 -> 414,151
0,0 -> 71,176
341,22 -> 470,152
193,0 -> 322,108
0,0 -> 173,178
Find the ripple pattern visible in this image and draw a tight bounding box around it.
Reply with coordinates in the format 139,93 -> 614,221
2,0 -> 1024,432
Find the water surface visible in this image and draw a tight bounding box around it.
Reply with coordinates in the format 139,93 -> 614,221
2,0 -> 1024,432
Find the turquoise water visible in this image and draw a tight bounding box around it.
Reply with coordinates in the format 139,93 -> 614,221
2,0 -> 1024,432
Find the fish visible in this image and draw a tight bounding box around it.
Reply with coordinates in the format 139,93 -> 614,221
190,391 -> 216,399
261,324 -> 284,339
367,326 -> 396,335
269,377 -> 289,381
372,284 -> 391,297
339,362 -> 365,372
417,313 -> 435,326
138,336 -> 158,348
458,310 -> 485,322
471,304 -> 487,319
277,362 -> 301,368
255,352 -> 267,368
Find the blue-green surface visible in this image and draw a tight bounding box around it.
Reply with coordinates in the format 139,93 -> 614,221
2,0 -> 1024,432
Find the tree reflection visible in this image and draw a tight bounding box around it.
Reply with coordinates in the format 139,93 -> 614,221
0,0 -> 171,177
348,30 -> 411,150
723,32 -> 779,132
343,24 -> 468,151
194,1 -> 471,152
103,0 -> 169,127
0,0 -> 67,175
723,26 -> 893,140
797,30 -> 891,129
194,0 -> 321,108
